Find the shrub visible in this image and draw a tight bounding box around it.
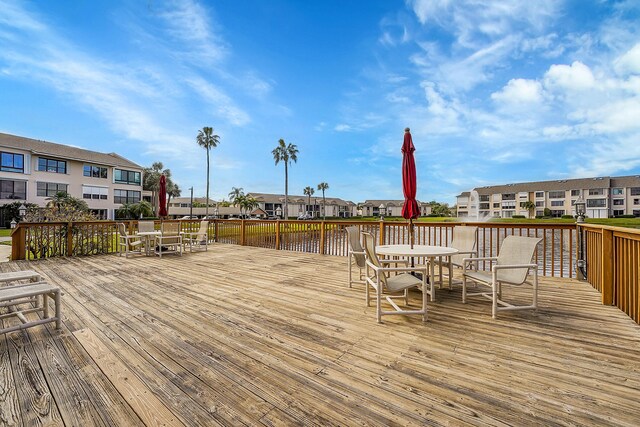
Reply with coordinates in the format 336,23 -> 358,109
535,215 -> 544,219
561,215 -> 574,219
615,214 -> 636,218
512,215 -> 526,219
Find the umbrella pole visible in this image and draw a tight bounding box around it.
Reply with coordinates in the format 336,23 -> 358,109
410,219 -> 414,250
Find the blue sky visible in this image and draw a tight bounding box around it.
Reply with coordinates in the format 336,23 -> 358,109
1,0 -> 639,205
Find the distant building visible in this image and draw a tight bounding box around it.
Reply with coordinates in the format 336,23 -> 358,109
0,132 -> 143,223
360,200 -> 433,217
247,193 -> 356,218
456,176 -> 640,219
166,197 -> 218,218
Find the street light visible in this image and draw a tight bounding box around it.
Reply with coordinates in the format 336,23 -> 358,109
574,196 -> 586,223
18,203 -> 26,218
189,187 -> 193,219
213,206 -> 219,219
379,203 -> 386,221
275,206 -> 282,219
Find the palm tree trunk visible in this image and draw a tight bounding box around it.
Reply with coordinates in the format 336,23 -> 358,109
205,148 -> 210,218
322,190 -> 326,220
284,162 -> 288,219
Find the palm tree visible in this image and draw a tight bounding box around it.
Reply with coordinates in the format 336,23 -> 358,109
317,182 -> 329,220
303,186 -> 314,217
228,187 -> 244,204
232,194 -> 246,217
521,200 -> 536,218
166,182 -> 181,214
196,127 -> 221,218
241,196 -> 259,218
272,139 -> 298,219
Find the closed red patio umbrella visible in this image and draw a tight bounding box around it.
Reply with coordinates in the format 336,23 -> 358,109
401,127 -> 420,249
158,174 -> 168,218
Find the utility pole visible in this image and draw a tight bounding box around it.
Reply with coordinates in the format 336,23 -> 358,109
189,187 -> 194,218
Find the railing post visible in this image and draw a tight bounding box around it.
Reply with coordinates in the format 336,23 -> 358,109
11,225 -> 26,261
240,219 -> 246,246
601,228 -> 614,305
214,220 -> 218,242
66,221 -> 73,257
320,221 -> 326,255
275,220 -> 281,250
379,220 -> 385,245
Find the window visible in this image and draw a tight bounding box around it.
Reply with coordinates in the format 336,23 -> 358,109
38,157 -> 67,174
571,190 -> 580,196
493,203 -> 500,208
535,201 -> 544,207
1,152 -> 24,173
0,180 -> 26,199
114,169 -> 141,185
613,210 -> 624,217
550,210 -> 565,217
635,198 -> 640,205
634,210 -> 640,217
90,209 -> 108,220
83,164 -> 108,178
535,192 -> 544,198
114,189 -> 141,204
502,201 -> 516,209
479,195 -> 489,202
588,188 -> 604,196
587,199 -> 606,208
536,210 -> 544,217
82,185 -> 108,200
613,199 -> 624,206
631,187 -> 640,196
479,203 -> 490,210
612,188 -> 624,196
37,182 -> 68,197
180,203 -> 189,208
551,200 -> 564,207
502,193 -> 515,200
548,191 -> 565,199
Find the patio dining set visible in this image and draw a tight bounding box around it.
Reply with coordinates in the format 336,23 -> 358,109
117,220 -> 210,258
346,225 -> 542,322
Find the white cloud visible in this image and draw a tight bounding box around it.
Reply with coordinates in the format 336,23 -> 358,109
491,78 -> 544,104
544,61 -> 595,92
614,42 -> 640,75
184,76 -> 250,126
334,124 -> 352,132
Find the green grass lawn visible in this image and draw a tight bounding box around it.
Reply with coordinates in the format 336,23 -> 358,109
0,229 -> 12,237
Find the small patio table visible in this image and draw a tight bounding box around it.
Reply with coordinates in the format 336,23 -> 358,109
376,245 -> 459,300
136,231 -> 161,256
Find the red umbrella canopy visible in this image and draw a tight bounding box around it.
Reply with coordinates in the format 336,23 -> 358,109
401,128 -> 420,219
158,174 -> 168,217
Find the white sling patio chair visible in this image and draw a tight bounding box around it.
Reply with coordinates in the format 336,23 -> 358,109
462,235 -> 542,319
437,226 -> 478,286
362,232 -> 428,323
346,226 -> 366,287
117,223 -> 143,258
183,221 -> 209,252
156,222 -> 183,258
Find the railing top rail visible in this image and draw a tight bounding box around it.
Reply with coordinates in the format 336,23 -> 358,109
578,223 -> 640,235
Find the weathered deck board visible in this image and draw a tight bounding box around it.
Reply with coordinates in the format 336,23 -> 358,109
1,244 -> 640,426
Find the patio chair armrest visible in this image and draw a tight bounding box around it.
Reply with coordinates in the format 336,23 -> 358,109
462,256 -> 497,273
365,260 -> 427,274
492,263 -> 538,271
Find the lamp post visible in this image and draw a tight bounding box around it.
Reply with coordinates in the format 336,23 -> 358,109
213,206 -> 219,219
275,206 -> 282,219
574,196 -> 587,280
18,203 -> 26,218
574,196 -> 586,223
379,203 -> 386,221
189,187 -> 194,219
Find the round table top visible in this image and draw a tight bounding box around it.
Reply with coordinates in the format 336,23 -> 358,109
376,244 -> 458,257
136,231 -> 161,236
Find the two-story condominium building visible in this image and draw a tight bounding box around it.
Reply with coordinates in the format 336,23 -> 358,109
456,176 -> 640,219
0,133 -> 144,222
246,193 -> 357,218
360,200 -> 433,217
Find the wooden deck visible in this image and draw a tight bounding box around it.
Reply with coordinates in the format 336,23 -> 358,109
1,244 -> 640,426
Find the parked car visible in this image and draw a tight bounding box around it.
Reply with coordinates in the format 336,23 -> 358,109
297,213 -> 313,220
179,215 -> 197,220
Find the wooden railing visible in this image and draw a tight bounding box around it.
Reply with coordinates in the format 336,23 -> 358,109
12,219 -> 577,278
579,224 -> 640,323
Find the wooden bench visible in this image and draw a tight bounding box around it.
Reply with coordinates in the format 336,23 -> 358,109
0,282 -> 61,334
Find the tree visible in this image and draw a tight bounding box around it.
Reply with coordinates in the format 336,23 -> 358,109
143,162 -> 176,216
317,182 -> 329,220
116,201 -> 153,220
429,200 -> 453,217
196,126 -> 221,218
166,182 -> 181,214
272,139 -> 298,219
231,194 -> 246,216
228,187 -> 244,204
303,186 -> 314,216
23,192 -> 96,222
241,196 -> 259,217
520,201 -> 536,218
